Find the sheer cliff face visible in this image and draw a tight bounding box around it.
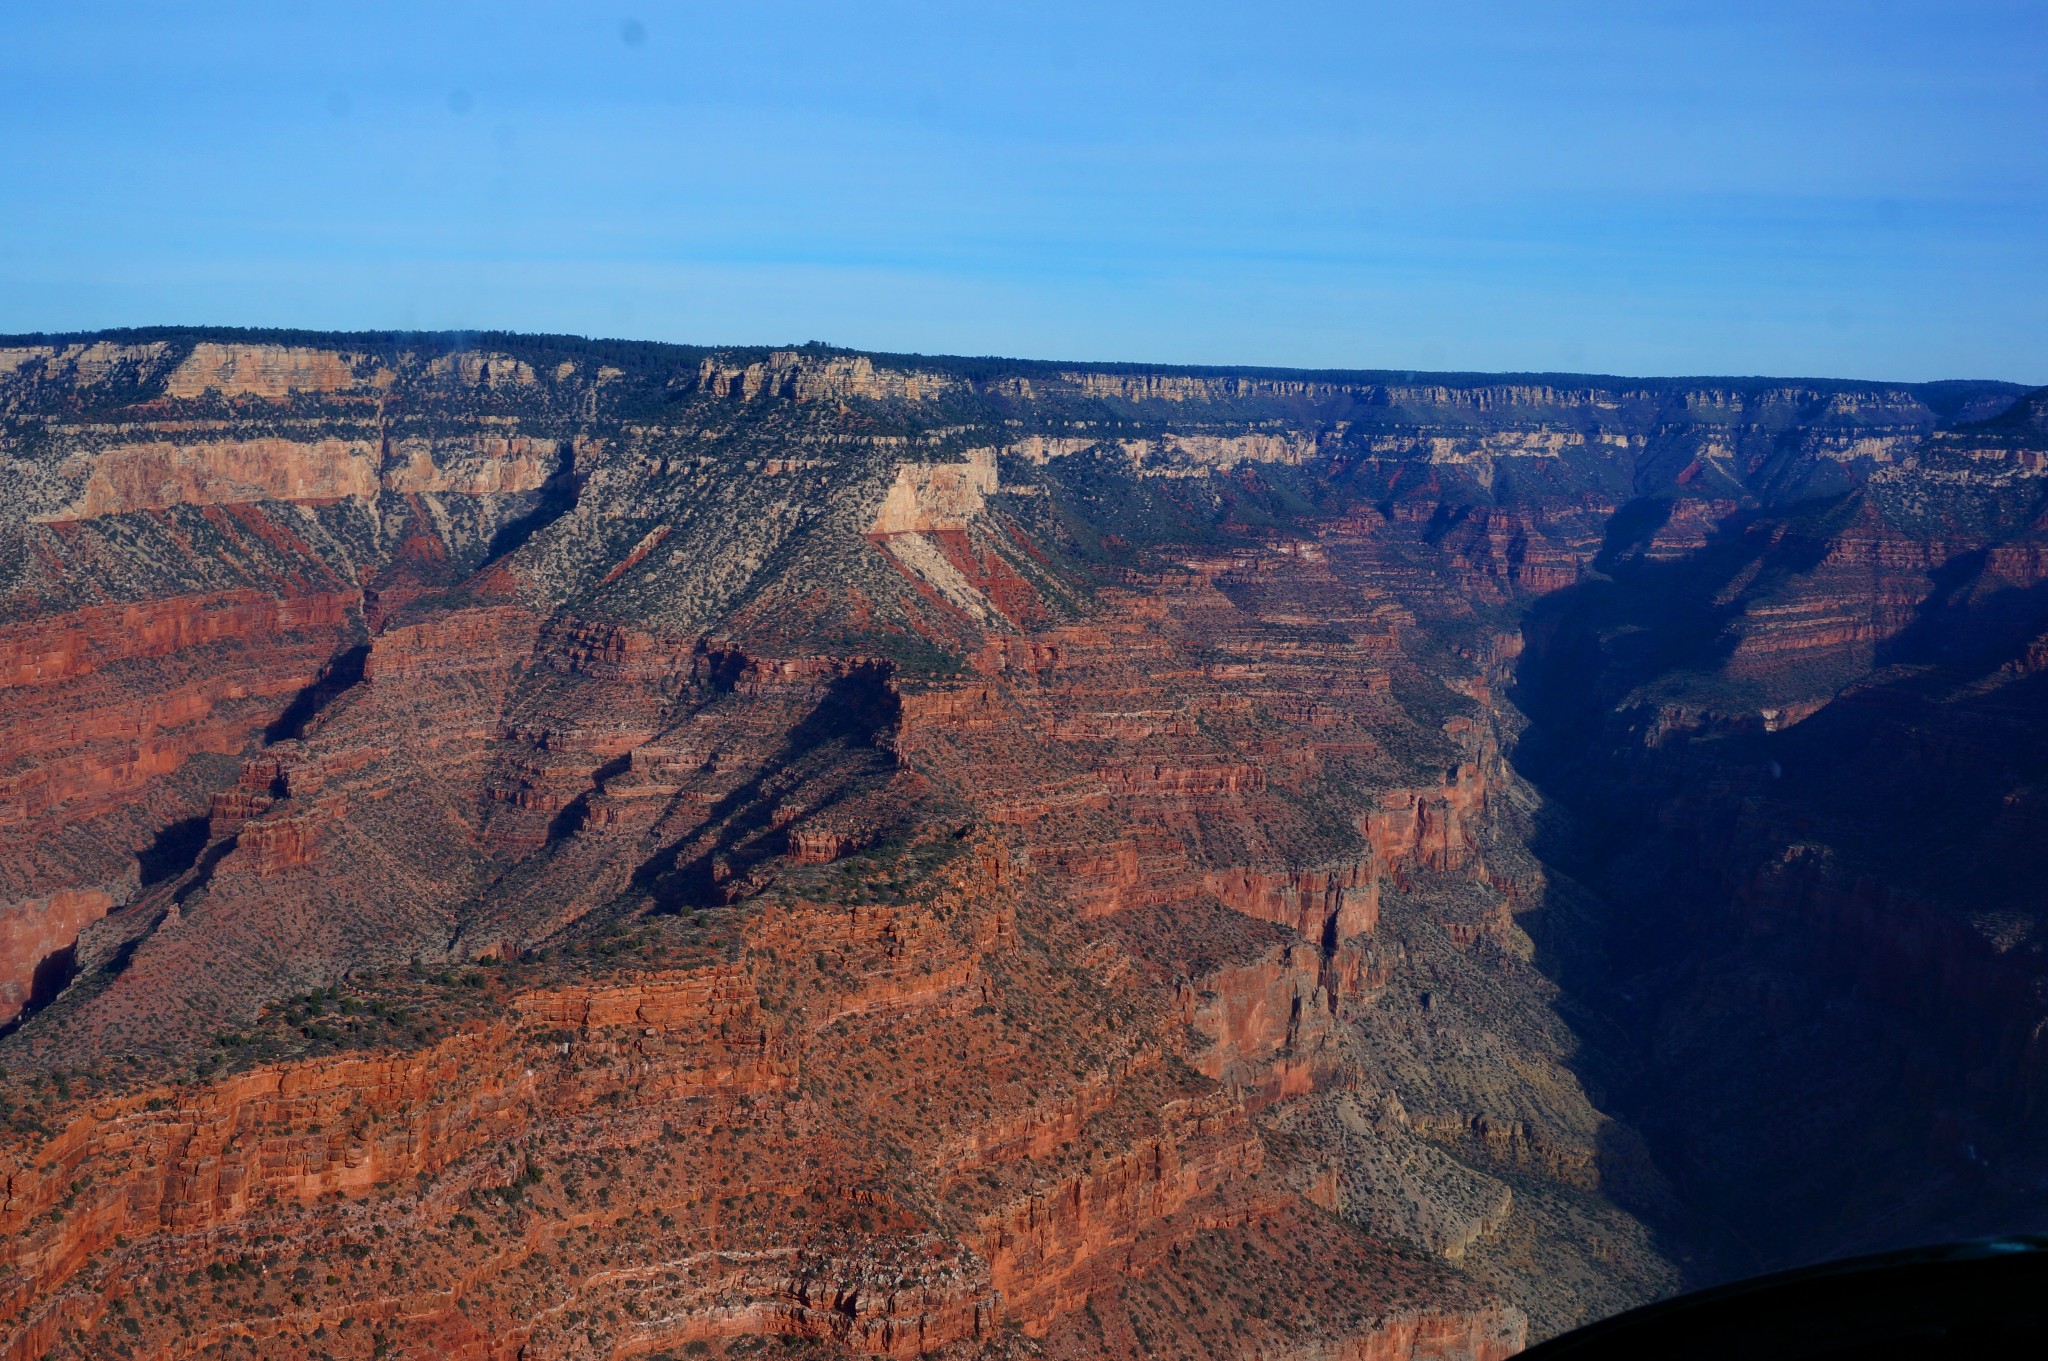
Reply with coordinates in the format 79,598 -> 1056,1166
0,334 -> 2042,1361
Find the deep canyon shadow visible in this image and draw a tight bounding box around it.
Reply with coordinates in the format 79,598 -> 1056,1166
1508,491 -> 2048,1285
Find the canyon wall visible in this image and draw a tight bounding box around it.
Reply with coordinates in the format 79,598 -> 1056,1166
0,330 -> 2042,1359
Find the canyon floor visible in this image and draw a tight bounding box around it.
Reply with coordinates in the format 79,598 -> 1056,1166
1,332 -> 2044,1360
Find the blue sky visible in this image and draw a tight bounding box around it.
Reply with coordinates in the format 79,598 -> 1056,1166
2,1 -> 2044,381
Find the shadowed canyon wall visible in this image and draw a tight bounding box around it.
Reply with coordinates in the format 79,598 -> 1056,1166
0,329 -> 2043,1360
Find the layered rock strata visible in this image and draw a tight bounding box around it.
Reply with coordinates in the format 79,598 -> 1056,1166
1,331 -> 2042,1359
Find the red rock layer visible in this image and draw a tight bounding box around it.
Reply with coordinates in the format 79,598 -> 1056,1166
0,586 -> 361,1024
1,843 -> 1520,1361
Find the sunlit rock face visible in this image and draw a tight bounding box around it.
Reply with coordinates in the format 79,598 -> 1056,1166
1,330 -> 2042,1360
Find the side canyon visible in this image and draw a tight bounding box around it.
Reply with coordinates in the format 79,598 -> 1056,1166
1,331 -> 2043,1360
